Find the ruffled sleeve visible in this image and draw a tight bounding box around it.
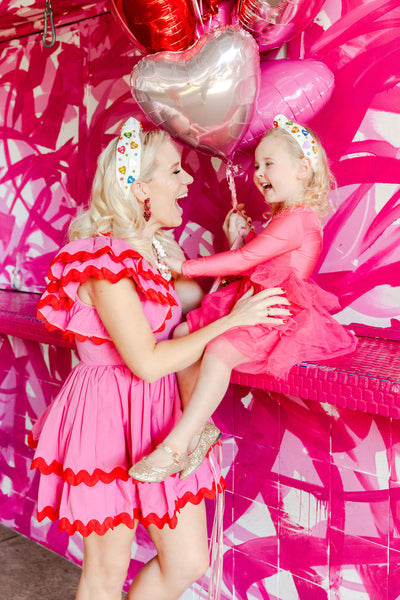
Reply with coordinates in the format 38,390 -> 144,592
37,236 -> 178,344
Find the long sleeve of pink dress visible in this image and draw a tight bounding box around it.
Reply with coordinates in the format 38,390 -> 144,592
184,206 -> 357,379
182,210 -> 305,279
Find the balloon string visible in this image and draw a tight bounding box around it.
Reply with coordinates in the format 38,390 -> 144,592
226,162 -> 238,209
191,0 -> 205,36
208,164 -> 241,294
299,30 -> 305,60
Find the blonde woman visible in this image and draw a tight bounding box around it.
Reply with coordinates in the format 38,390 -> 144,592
29,117 -> 288,600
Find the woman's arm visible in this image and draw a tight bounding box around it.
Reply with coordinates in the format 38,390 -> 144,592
81,276 -> 289,383
183,211 -> 304,279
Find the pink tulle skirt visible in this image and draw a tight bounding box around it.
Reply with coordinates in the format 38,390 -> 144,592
187,267 -> 357,379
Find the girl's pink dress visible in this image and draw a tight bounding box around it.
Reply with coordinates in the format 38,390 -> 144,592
183,206 -> 357,379
29,236 -> 224,537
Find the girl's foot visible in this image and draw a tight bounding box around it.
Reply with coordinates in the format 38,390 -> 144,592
180,423 -> 221,480
129,444 -> 188,483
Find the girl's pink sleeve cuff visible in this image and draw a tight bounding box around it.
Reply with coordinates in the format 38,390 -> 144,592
182,260 -> 194,278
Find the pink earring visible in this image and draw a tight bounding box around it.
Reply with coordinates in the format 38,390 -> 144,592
143,198 -> 151,222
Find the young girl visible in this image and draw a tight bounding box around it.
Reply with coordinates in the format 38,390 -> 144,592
129,114 -> 357,483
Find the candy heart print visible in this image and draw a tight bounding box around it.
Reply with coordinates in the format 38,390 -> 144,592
131,26 -> 260,161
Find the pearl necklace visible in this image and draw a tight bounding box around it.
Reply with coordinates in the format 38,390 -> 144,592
152,237 -> 172,281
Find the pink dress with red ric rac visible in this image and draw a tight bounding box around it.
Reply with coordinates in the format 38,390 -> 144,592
29,236 -> 224,537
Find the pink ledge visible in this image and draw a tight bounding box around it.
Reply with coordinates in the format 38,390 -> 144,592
0,289 -> 73,348
2,289 -> 399,419
232,336 -> 400,419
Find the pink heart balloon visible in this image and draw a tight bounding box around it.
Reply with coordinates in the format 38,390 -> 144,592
131,26 -> 260,161
239,58 -> 335,150
236,0 -> 325,52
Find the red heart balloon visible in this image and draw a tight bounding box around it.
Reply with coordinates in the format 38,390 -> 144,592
111,0 -> 198,54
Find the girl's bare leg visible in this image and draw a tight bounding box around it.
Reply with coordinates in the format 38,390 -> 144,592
138,351 -> 230,469
176,360 -> 201,410
127,500 -> 209,600
172,321 -> 201,410
141,332 -> 245,466
141,322 -> 220,468
163,351 -> 232,453
75,523 -> 137,600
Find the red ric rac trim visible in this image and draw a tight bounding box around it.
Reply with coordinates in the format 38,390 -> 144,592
35,316 -> 112,347
37,244 -> 178,343
37,478 -> 225,536
27,431 -> 38,449
38,265 -> 177,312
51,245 -> 174,292
31,456 -> 129,486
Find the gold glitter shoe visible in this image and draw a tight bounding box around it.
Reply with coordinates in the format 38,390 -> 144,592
179,423 -> 222,480
128,444 -> 188,483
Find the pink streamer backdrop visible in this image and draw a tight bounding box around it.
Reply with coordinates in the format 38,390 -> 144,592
0,1 -> 400,598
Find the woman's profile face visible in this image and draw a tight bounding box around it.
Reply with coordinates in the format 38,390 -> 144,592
145,140 -> 194,229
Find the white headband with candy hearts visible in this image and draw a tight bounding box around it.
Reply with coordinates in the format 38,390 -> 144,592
116,117 -> 142,196
273,114 -> 318,171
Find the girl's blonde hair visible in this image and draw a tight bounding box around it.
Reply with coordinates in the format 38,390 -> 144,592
68,127 -> 185,266
262,125 -> 335,217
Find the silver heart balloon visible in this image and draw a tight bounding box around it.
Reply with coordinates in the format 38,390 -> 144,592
131,26 -> 260,161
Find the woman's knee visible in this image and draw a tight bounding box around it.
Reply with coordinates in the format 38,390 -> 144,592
188,550 -> 210,583
81,526 -> 135,595
150,501 -> 209,591
82,551 -> 129,592
162,548 -> 210,591
185,547 -> 210,582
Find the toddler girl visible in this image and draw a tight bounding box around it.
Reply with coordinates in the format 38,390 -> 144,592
130,114 -> 357,482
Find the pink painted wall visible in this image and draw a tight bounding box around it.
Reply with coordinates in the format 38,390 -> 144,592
1,0 -> 400,598
2,332 -> 400,599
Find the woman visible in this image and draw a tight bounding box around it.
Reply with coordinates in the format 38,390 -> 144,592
29,117 -> 289,600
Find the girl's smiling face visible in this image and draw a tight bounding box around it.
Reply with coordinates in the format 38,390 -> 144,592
144,140 -> 193,229
253,136 -> 307,208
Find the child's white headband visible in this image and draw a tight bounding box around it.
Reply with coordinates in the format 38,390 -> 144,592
273,114 -> 318,171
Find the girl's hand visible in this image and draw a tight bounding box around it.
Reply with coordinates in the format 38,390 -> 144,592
223,203 -> 253,247
228,287 -> 291,328
162,255 -> 184,274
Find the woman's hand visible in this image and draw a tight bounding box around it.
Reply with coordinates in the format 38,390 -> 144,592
223,203 -> 253,248
227,287 -> 291,328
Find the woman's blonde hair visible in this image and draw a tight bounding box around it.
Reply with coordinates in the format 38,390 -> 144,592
68,127 -> 184,265
262,125 -> 336,217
